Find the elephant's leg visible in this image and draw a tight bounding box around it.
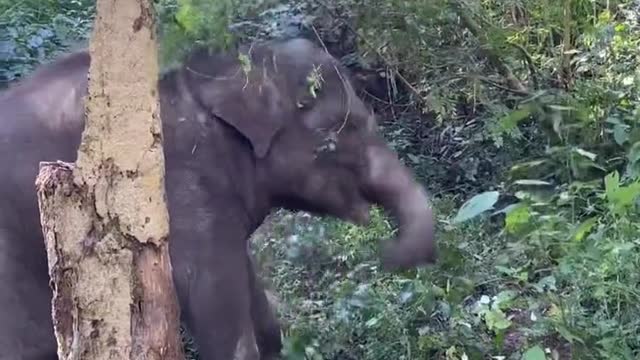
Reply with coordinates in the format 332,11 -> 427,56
183,246 -> 259,360
0,229 -> 58,360
247,256 -> 282,360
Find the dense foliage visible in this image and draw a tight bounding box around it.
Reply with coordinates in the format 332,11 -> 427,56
0,0 -> 94,86
2,0 -> 640,359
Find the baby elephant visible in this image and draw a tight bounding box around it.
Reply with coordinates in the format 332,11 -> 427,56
0,37 -> 437,359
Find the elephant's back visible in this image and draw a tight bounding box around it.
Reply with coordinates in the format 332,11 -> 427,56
0,52 -> 89,222
0,51 -> 90,136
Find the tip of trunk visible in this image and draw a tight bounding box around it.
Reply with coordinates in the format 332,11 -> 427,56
380,203 -> 437,271
363,144 -> 438,271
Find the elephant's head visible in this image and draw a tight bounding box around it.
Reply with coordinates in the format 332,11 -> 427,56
180,38 -> 437,270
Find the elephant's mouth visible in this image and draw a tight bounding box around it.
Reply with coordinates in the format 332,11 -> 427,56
343,192 -> 372,226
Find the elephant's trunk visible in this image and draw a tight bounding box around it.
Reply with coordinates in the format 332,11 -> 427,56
362,142 -> 437,270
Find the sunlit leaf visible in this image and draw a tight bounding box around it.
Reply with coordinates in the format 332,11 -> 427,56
622,76 -> 634,86
605,171 -> 621,195
572,217 -> 597,242
482,308 -> 512,331
513,179 -> 553,186
499,105 -> 533,128
604,171 -> 640,213
453,191 -> 500,223
399,291 -> 413,304
492,203 -> 521,215
505,203 -> 531,234
573,148 -> 597,161
610,182 -> 640,212
547,104 -> 575,111
510,160 -> 548,171
552,110 -> 562,139
365,316 -> 380,328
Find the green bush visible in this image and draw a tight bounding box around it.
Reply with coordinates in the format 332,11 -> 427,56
0,0 -> 94,85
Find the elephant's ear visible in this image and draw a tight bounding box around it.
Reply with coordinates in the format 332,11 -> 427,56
184,51 -> 289,158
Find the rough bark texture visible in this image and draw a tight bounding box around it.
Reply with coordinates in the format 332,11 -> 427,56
34,0 -> 184,358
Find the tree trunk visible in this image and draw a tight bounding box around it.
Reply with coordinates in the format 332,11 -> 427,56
560,0 -> 574,90
35,0 -> 184,359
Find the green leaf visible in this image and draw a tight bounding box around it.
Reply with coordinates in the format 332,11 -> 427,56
482,308 -> 512,331
453,191 -> 500,223
572,217 -> 597,242
627,141 -> 640,164
492,203 -> 521,215
175,1 -> 200,34
499,105 -> 532,128
610,182 -> 640,211
495,265 -> 516,276
613,123 -> 630,145
505,203 -> 531,234
522,345 -> 546,360
493,290 -> 518,310
604,171 -> 640,213
555,324 -> 585,344
605,171 -> 621,196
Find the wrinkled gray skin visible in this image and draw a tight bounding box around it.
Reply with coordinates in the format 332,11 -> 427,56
0,38 -> 436,360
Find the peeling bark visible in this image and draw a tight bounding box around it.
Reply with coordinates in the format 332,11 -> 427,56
35,0 -> 184,358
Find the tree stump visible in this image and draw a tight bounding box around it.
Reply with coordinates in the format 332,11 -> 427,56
35,0 -> 184,358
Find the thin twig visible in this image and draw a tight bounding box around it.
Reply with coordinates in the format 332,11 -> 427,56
310,23 -> 352,133
314,0 -> 427,103
507,41 -> 539,89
